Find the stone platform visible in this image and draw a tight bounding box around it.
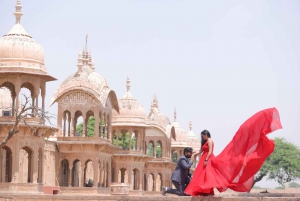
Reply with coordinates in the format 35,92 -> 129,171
0,193 -> 299,201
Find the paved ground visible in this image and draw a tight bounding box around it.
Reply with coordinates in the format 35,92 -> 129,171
0,193 -> 300,201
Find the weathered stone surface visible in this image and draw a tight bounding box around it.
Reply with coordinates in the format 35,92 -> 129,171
0,194 -> 299,201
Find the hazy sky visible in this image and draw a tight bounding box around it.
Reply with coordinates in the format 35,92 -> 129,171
1,0 -> 300,188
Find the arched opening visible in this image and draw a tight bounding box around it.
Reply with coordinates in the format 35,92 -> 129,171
86,110 -> 95,137
143,174 -> 147,191
19,146 -> 33,183
121,130 -> 130,150
156,141 -> 162,158
74,111 -> 83,137
37,148 -> 43,183
62,110 -> 71,137
148,173 -> 154,191
105,162 -> 109,187
59,159 -> 69,186
118,168 -> 128,183
0,86 -> 13,117
155,173 -> 162,191
132,168 -> 140,190
147,141 -> 154,157
111,167 -> 114,182
72,159 -> 81,187
84,160 -> 94,187
112,130 -> 117,145
172,150 -> 178,162
1,146 -> 12,182
20,82 -> 37,117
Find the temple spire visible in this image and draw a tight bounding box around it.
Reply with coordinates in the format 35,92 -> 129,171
126,77 -> 131,92
189,121 -> 192,131
14,0 -> 23,24
174,107 -> 177,122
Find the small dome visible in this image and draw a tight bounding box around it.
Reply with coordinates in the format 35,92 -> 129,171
147,95 -> 171,130
171,109 -> 188,146
0,1 -> 47,74
112,77 -> 146,119
50,47 -> 119,113
186,121 -> 201,152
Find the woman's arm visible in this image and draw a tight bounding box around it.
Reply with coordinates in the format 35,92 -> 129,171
204,139 -> 213,166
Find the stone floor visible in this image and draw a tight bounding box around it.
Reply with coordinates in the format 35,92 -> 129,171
0,193 -> 300,201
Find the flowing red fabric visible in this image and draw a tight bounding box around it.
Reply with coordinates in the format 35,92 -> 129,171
185,108 -> 282,196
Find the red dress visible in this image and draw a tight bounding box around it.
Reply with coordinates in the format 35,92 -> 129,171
185,107 -> 282,196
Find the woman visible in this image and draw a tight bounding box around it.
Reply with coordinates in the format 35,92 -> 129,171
189,130 -> 216,196
185,107 -> 282,196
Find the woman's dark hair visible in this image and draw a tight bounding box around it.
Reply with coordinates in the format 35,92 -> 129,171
201,130 -> 211,148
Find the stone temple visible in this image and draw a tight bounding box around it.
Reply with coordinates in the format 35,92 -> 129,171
0,0 -> 201,195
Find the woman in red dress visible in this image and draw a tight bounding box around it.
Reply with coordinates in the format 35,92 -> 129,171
185,108 -> 282,196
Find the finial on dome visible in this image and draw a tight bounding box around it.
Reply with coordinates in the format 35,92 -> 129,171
189,121 -> 192,131
174,107 -> 177,122
126,77 -> 131,92
14,0 -> 23,24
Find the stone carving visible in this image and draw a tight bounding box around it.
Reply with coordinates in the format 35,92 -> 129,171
61,92 -> 96,105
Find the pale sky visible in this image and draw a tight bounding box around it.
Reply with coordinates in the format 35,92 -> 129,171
1,0 -> 300,188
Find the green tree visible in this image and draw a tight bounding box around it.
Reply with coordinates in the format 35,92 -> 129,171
252,138 -> 300,189
288,182 -> 300,188
76,116 -> 95,137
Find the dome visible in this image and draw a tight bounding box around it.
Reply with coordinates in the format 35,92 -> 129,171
147,95 -> 171,130
171,109 -> 188,147
0,1 -> 50,76
186,121 -> 201,152
112,77 -> 146,120
50,47 -> 119,112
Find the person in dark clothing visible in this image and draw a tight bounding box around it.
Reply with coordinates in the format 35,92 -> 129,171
162,147 -> 194,196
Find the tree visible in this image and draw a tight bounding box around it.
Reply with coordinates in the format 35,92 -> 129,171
288,182 -> 300,188
252,138 -> 300,189
0,95 -> 55,148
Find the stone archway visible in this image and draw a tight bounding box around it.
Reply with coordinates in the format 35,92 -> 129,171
148,173 -> 155,191
155,173 -> 162,191
72,159 -> 81,187
132,168 -> 140,190
84,160 -> 94,187
118,168 -> 128,183
19,146 -> 33,183
59,159 -> 69,186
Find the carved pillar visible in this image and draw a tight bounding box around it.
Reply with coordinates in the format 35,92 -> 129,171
68,113 -> 71,137
154,142 -> 156,158
94,111 -> 99,138
68,166 -> 72,187
63,115 -> 66,137
32,148 -> 38,183
139,170 -> 143,190
113,167 -> 118,183
57,106 -> 63,137
0,149 -> 5,182
99,112 -> 103,137
93,161 -> 98,187
82,113 -> 86,137
81,164 -> 85,187
153,175 -> 156,191
41,90 -> 45,119
129,128 -> 132,150
107,163 -> 111,187
116,128 -> 119,146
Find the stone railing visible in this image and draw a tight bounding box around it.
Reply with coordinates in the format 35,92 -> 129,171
0,183 -> 43,193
